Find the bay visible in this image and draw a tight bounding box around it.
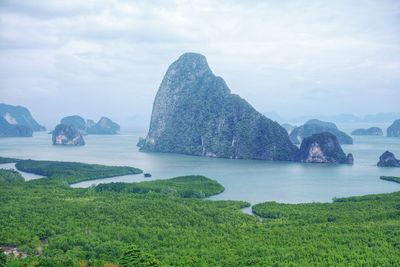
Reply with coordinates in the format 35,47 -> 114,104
0,123 -> 399,205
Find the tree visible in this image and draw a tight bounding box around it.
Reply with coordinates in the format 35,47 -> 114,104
120,245 -> 160,267
0,253 -> 6,267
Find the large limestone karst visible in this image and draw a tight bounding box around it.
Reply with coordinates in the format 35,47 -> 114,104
139,53 -> 298,161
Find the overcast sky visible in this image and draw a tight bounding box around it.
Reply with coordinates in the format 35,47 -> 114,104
0,0 -> 399,128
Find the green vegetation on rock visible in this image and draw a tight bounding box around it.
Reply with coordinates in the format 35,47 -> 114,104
95,175 -> 224,198
141,53 -> 298,161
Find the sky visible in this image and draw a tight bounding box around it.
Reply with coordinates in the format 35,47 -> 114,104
0,0 -> 399,129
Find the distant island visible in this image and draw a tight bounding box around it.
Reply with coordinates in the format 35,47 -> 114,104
56,115 -> 120,135
289,119 -> 353,145
387,119 -> 400,137
351,127 -> 383,136
139,53 -> 298,161
377,151 -> 400,167
51,116 -> 120,146
0,103 -> 46,137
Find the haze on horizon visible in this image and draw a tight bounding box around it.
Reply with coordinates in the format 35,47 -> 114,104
0,0 -> 399,129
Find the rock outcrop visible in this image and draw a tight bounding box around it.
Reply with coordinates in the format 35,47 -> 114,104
87,117 -> 120,135
351,127 -> 383,136
297,132 -> 353,164
140,52 -> 298,161
290,119 -> 353,145
377,151 -> 400,167
0,103 -> 46,131
52,124 -> 85,146
60,115 -> 87,133
387,119 -> 400,137
0,117 -> 33,137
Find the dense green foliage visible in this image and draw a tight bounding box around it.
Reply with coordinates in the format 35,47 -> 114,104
0,252 -> 6,267
380,176 -> 400,184
15,159 -> 143,184
95,176 -> 224,198
1,157 -> 399,266
120,245 -> 160,267
0,179 -> 399,266
0,169 -> 24,184
0,156 -> 20,164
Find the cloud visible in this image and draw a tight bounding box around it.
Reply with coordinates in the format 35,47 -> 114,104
0,0 -> 399,127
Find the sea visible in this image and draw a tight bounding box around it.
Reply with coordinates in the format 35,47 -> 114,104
1,123 -> 399,205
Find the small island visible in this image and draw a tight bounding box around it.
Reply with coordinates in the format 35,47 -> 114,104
351,127 -> 383,136
377,151 -> 400,167
297,132 -> 353,164
52,124 -> 85,146
57,115 -> 120,135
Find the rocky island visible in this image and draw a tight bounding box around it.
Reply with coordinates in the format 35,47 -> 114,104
52,124 -> 85,146
387,119 -> 400,137
0,103 -> 46,137
57,116 -> 120,135
87,117 -> 120,135
351,127 -> 383,136
297,132 -> 353,164
377,151 -> 400,167
290,119 -> 353,145
60,115 -> 87,134
139,53 -> 298,161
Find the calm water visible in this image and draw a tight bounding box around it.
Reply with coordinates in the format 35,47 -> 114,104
1,123 -> 399,205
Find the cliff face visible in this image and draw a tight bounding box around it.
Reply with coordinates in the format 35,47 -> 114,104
140,53 -> 298,161
387,119 -> 400,137
290,119 -> 353,145
351,127 -> 383,136
0,117 -> 33,137
0,103 -> 46,131
297,132 -> 353,164
52,124 -> 85,146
